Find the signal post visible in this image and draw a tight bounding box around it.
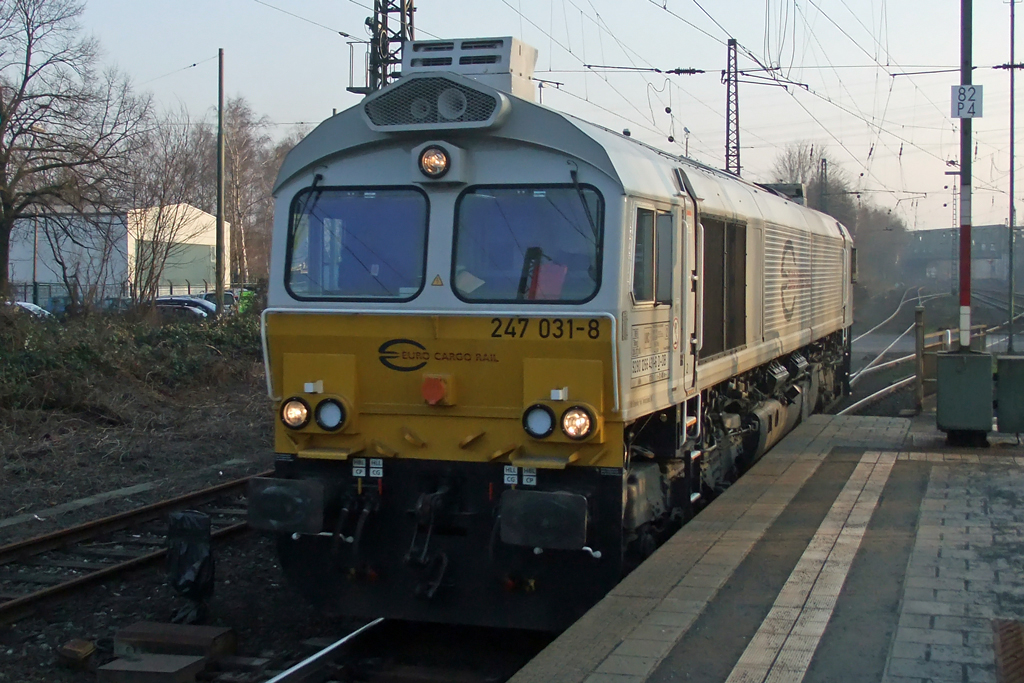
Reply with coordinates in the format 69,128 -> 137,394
936,0 -> 993,444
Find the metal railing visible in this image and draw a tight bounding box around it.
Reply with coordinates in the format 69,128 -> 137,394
845,306 -> 990,415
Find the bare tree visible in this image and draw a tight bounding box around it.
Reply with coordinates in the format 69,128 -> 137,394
771,142 -> 910,293
125,108 -> 212,304
38,210 -> 125,309
222,98 -> 273,284
770,142 -> 856,225
0,0 -> 151,294
248,124 -> 306,281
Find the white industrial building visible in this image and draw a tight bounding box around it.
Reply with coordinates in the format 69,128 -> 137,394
7,204 -> 230,309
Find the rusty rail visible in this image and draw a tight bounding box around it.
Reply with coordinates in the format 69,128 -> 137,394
0,469 -> 271,624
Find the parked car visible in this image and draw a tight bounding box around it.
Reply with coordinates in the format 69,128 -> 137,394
102,297 -> 133,312
154,300 -> 208,321
4,300 -> 52,317
201,291 -> 236,311
156,296 -> 217,316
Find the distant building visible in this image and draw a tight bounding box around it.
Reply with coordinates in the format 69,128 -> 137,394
7,204 -> 230,309
901,224 -> 1021,286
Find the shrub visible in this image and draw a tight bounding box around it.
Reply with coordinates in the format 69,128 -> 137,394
0,308 -> 262,415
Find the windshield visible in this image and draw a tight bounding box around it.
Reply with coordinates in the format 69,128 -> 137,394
452,186 -> 603,303
286,187 -> 428,300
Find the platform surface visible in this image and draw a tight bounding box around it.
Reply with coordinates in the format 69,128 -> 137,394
509,415 -> 1024,683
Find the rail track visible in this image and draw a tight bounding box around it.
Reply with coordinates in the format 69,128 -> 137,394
0,469 -> 271,625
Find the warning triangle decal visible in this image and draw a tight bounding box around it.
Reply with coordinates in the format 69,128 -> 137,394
431,275 -> 443,286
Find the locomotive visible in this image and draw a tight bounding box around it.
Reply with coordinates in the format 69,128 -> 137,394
249,36 -> 853,631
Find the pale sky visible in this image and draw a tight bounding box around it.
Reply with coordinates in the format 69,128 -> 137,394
81,1 -> 1020,233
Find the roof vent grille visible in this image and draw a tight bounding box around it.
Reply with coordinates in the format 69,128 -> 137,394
461,40 -> 504,50
412,57 -> 453,67
363,76 -> 501,128
460,54 -> 499,65
415,42 -> 454,52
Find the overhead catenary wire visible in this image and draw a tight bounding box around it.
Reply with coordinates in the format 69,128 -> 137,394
500,0 -> 697,155
647,0 -> 1011,211
140,55 -> 218,86
643,1 -> 931,202
251,0 -> 359,38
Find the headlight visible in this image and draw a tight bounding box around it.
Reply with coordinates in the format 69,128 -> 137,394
315,398 -> 346,431
561,406 -> 594,440
522,404 -> 555,438
281,398 -> 310,429
419,146 -> 450,178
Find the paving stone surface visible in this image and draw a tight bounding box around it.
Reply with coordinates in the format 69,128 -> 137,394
507,416 -> 911,683
883,460 -> 1024,683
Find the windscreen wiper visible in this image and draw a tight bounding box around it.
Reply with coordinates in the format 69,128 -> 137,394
570,168 -> 599,243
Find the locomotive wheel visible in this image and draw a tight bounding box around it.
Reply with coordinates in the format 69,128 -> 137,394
622,524 -> 659,575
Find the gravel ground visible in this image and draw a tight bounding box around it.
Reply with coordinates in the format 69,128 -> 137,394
0,533 -> 351,682
0,366 -> 341,681
0,369 -> 273,545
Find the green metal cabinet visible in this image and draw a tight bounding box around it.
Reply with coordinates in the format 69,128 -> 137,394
936,351 -> 993,433
997,355 -> 1024,434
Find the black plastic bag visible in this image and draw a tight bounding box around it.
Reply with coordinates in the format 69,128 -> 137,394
166,510 -> 214,623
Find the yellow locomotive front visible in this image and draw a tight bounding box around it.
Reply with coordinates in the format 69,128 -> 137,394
251,107 -> 633,628
250,36 -> 853,631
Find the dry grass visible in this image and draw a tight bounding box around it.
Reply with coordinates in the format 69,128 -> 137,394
0,309 -> 273,517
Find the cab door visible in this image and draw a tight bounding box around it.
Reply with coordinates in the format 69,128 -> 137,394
676,198 -> 697,396
666,207 -> 684,400
629,203 -> 674,406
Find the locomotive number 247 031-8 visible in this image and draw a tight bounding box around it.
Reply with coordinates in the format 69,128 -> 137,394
489,317 -> 601,340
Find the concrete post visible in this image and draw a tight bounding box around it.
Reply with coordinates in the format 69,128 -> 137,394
915,306 -> 925,413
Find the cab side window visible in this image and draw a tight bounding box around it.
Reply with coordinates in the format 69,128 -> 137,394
632,207 -> 672,304
632,208 -> 655,302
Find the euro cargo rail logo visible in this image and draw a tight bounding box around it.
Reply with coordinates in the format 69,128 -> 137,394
378,339 -> 429,372
780,240 -> 799,321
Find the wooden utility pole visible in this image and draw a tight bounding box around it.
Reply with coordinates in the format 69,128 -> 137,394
216,48 -> 225,316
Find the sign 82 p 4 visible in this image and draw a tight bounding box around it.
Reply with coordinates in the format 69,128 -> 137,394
951,85 -> 983,119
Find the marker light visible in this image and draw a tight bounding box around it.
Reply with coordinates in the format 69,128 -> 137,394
419,146 -> 450,179
522,404 -> 556,439
281,398 -> 310,429
561,406 -> 594,440
315,399 -> 346,431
